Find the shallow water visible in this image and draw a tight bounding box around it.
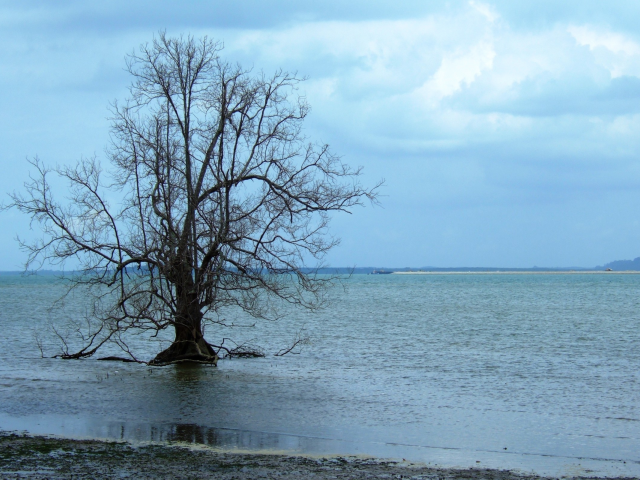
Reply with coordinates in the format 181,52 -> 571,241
0,273 -> 639,477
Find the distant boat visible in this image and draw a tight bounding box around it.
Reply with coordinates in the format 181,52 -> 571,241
371,269 -> 393,274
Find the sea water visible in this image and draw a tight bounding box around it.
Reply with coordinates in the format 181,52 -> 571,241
0,272 -> 638,477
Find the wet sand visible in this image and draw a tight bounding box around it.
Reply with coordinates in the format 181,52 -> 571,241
0,431 -> 636,480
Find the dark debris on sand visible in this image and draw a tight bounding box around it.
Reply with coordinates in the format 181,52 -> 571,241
0,432 -> 636,480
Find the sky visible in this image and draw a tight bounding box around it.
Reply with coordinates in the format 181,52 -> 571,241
1,0 -> 640,269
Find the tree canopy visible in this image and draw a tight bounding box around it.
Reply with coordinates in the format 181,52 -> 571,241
8,33 -> 378,365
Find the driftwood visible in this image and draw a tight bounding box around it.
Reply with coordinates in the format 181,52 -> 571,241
212,339 -> 266,359
96,356 -> 140,363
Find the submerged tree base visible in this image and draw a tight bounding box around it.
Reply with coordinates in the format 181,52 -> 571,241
150,338 -> 219,366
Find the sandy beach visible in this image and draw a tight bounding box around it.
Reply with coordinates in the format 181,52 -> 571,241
2,431 -> 636,480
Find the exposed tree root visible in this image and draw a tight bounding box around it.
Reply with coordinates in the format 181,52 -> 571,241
150,338 -> 219,366
147,357 -> 219,366
49,333 -> 305,365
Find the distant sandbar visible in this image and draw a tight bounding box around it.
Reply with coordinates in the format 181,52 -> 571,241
391,270 -> 640,275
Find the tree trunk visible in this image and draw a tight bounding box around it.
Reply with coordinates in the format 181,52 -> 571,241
150,292 -> 218,366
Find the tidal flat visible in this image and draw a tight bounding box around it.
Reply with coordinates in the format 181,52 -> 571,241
2,432 -> 635,480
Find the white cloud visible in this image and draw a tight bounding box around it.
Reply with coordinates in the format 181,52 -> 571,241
469,1 -> 499,23
569,25 -> 640,56
568,25 -> 640,78
419,40 -> 496,101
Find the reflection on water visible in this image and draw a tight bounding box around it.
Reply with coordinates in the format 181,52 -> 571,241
106,422 -> 291,448
172,363 -> 211,382
1,273 -> 640,477
2,412 -> 637,478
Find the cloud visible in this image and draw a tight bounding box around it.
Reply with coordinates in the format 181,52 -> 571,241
203,7 -> 640,218
568,25 -> 640,80
469,1 -> 499,23
3,1 -> 640,267
420,40 -> 496,101
569,25 -> 640,56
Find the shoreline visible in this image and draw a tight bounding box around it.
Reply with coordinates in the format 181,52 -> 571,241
391,270 -> 640,275
1,431 -> 636,480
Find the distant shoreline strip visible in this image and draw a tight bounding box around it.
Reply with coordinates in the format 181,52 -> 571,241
391,270 -> 640,275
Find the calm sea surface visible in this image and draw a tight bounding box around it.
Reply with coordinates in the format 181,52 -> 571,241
0,273 -> 638,476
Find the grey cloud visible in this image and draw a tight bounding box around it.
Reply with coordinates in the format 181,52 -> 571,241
2,1 -> 453,33
492,0 -> 640,37
447,74 -> 640,116
9,0 -> 640,35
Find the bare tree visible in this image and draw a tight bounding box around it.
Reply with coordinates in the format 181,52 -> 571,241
7,33 -> 378,365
